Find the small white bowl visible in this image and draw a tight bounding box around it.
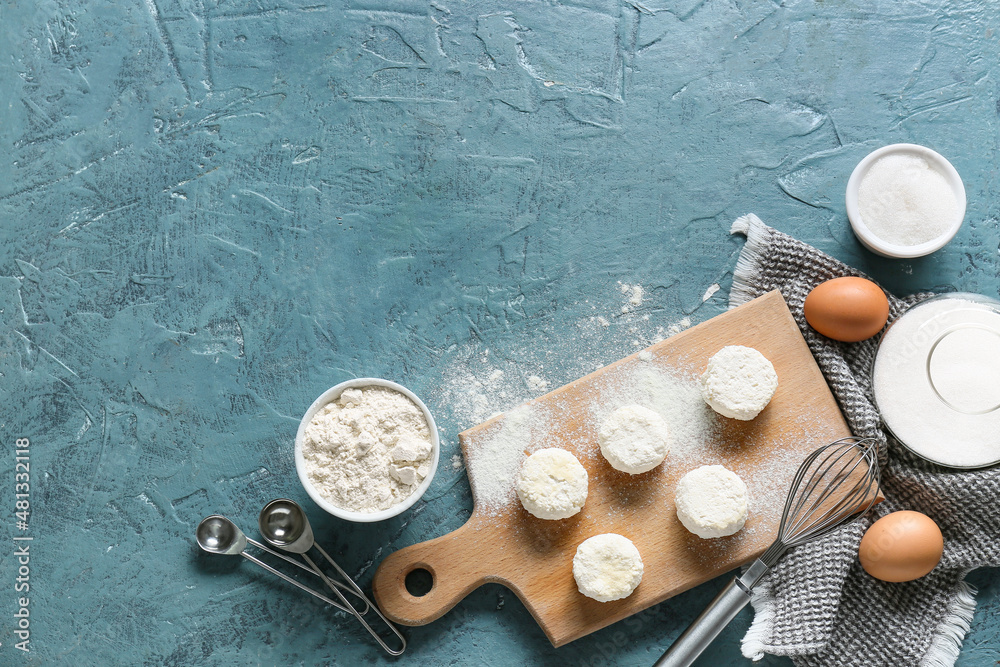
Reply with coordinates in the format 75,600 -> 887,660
294,378 -> 440,522
845,143 -> 966,258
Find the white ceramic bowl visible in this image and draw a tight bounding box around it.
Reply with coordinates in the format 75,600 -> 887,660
845,143 -> 966,258
294,378 -> 440,522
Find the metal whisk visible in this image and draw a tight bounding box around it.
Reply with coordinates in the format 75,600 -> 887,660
654,436 -> 880,667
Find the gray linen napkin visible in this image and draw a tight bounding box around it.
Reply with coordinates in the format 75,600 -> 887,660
729,214 -> 1000,667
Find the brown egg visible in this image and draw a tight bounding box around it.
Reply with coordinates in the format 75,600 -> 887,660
804,277 -> 890,342
858,511 -> 943,582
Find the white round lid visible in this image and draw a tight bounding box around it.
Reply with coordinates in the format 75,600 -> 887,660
873,294 -> 1000,468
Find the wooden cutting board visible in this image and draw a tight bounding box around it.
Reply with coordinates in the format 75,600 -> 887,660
372,290 -> 853,647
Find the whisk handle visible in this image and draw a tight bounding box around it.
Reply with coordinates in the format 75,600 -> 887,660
653,577 -> 751,667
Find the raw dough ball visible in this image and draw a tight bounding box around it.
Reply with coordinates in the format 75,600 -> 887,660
700,345 -> 778,420
597,405 -> 671,474
674,465 -> 748,539
572,533 -> 644,602
515,448 -> 589,520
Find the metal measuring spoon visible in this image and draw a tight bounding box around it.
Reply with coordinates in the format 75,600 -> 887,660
196,515 -> 362,613
258,499 -> 313,553
197,515 -> 248,555
258,499 -> 407,656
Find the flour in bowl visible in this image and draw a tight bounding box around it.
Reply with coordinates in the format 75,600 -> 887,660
302,386 -> 434,512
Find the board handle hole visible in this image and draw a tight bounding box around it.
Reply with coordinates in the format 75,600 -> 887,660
404,567 -> 434,597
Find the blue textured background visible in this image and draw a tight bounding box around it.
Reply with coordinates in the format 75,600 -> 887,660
2,0 -> 1000,664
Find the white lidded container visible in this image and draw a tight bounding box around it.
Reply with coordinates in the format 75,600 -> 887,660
846,143 -> 966,258
295,378 -> 440,522
872,294 -> 1000,468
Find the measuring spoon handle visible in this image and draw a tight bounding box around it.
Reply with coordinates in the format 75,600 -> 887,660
246,537 -> 369,612
239,552 -> 351,613
305,548 -> 407,656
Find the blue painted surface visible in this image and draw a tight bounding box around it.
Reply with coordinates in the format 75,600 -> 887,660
2,0 -> 999,664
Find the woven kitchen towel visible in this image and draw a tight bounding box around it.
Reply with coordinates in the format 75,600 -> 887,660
730,214 -> 1000,667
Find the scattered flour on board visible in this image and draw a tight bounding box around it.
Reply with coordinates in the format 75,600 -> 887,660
592,362 -> 808,544
461,357 -> 813,539
465,404 -> 550,514
432,281 -> 711,517
464,362 -> 726,517
426,281 -> 821,556
592,363 -> 720,465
